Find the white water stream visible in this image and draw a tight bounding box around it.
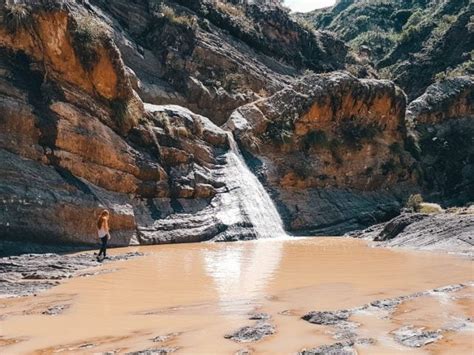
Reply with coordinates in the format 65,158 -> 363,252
216,133 -> 287,238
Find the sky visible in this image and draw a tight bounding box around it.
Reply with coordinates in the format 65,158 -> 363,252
284,0 -> 336,12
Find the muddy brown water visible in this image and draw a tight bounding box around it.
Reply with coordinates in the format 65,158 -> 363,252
0,238 -> 472,354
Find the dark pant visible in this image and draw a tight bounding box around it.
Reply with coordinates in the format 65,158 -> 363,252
98,236 -> 108,258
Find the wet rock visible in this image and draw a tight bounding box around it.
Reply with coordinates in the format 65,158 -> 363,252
151,333 -> 181,343
369,297 -> 405,311
127,347 -> 178,355
42,304 -> 70,316
299,341 -> 357,355
432,284 -> 465,293
224,322 -> 275,343
301,310 -> 351,325
391,326 -> 442,348
248,313 -> 271,321
355,338 -> 376,345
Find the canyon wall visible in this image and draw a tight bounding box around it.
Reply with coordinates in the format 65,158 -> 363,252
0,0 -> 472,244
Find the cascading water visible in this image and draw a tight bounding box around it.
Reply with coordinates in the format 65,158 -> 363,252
216,132 -> 287,239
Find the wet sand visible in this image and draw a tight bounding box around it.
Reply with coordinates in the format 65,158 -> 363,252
0,238 -> 472,354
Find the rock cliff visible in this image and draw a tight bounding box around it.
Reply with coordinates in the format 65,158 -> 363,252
406,76 -> 474,204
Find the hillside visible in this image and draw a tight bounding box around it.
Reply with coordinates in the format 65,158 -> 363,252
302,0 -> 474,99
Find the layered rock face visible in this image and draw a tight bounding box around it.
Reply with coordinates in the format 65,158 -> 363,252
228,72 -> 418,234
406,76 -> 474,204
0,2 -> 261,245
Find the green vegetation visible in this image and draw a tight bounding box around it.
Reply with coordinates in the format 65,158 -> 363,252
418,203 -> 443,214
406,193 -> 423,212
339,117 -> 380,149
3,4 -> 33,34
301,0 -> 473,97
69,16 -> 109,72
300,130 -> 329,152
159,4 -> 197,28
265,120 -> 294,145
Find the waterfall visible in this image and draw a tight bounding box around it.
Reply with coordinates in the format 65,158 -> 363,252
216,133 -> 287,239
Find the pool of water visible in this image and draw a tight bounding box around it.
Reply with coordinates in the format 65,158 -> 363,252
0,238 -> 472,354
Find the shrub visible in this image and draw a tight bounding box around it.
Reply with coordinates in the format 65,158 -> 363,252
389,142 -> 403,154
381,159 -> 397,175
3,4 -> 33,34
110,98 -> 129,129
156,113 -> 172,135
295,17 -> 315,33
300,130 -> 328,152
418,203 -> 443,214
160,4 -> 197,28
406,193 -> 423,212
193,117 -> 204,137
213,1 -> 245,18
69,15 -> 108,72
339,117 -> 380,149
265,120 -> 294,145
173,126 -> 190,138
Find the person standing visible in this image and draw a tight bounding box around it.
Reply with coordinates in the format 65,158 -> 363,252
97,210 -> 111,262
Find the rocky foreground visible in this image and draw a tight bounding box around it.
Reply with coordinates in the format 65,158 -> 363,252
0,248 -> 143,298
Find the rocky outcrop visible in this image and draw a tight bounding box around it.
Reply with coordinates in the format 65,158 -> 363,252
353,207 -> 474,254
227,72 -> 417,234
406,76 -> 474,204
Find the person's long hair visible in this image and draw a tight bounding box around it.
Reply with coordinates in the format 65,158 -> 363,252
97,210 -> 109,229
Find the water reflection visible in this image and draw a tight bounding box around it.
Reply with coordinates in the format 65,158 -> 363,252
202,240 -> 283,313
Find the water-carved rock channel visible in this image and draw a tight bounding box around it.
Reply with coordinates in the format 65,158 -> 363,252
0,238 -> 472,354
